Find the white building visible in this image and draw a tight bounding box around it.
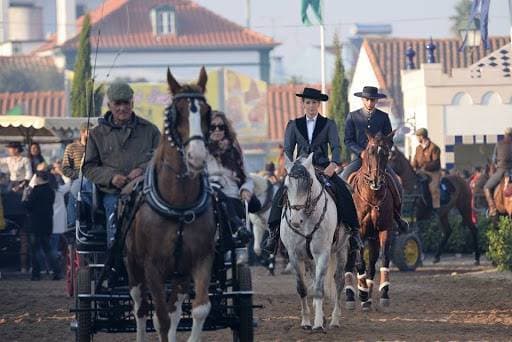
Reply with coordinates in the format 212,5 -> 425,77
348,36 -> 509,129
35,0 -> 278,83
401,44 -> 512,171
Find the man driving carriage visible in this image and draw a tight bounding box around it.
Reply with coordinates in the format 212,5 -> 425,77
82,81 -> 160,246
411,128 -> 442,211
264,87 -> 363,254
484,127 -> 512,216
340,86 -> 408,232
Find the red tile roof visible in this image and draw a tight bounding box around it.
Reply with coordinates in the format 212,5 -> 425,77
0,91 -> 66,117
267,84 -> 332,142
363,36 -> 510,118
37,0 -> 277,52
0,56 -> 58,72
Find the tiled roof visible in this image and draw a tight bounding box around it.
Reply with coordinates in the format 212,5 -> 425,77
38,0 -> 277,52
363,36 -> 510,118
470,43 -> 512,78
0,56 -> 58,72
0,91 -> 66,117
267,84 -> 332,142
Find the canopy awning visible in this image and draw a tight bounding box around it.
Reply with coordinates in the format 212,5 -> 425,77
0,115 -> 98,144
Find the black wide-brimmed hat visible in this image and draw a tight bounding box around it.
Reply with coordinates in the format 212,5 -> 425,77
6,141 -> 23,151
354,86 -> 387,99
296,87 -> 329,102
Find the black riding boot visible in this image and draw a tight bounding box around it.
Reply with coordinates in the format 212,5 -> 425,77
262,185 -> 286,255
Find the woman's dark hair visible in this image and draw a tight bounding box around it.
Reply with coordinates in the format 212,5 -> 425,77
208,111 -> 247,185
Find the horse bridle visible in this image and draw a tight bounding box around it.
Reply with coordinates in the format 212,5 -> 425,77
362,142 -> 388,189
163,92 -> 211,178
284,164 -> 324,217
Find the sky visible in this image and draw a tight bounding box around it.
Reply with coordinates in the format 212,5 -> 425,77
195,0 -> 512,83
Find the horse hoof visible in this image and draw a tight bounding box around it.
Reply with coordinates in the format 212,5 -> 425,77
329,321 -> 341,329
312,326 -> 326,333
474,260 -> 480,266
301,325 -> 312,330
361,300 -> 372,312
433,256 -> 440,264
380,298 -> 390,307
345,301 -> 356,310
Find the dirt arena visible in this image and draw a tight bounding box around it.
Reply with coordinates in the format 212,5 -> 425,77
1,255 -> 511,341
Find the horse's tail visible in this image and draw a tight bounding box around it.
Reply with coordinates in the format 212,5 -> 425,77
324,253 -> 337,301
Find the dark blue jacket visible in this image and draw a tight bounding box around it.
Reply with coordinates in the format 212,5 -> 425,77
344,108 -> 392,156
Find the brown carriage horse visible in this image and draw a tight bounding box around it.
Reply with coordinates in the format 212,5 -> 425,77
388,147 -> 480,265
124,67 -> 216,342
349,131 -> 396,308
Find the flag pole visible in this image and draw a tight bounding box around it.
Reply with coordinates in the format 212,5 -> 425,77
320,5 -> 326,114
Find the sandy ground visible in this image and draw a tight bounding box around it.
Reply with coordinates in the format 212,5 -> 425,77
1,254 -> 512,342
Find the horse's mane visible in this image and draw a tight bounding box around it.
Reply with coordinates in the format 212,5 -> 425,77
288,160 -> 311,192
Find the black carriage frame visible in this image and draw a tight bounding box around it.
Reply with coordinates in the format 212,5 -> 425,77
70,186 -> 258,342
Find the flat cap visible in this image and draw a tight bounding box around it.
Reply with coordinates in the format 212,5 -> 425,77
415,128 -> 428,137
107,81 -> 134,102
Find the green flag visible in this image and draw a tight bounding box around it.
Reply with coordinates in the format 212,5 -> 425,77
301,0 -> 322,25
6,104 -> 24,115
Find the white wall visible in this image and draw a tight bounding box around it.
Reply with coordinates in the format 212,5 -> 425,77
348,45 -> 380,111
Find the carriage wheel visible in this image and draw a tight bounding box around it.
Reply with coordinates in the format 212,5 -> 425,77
392,233 -> 422,272
232,265 -> 254,342
76,267 -> 92,342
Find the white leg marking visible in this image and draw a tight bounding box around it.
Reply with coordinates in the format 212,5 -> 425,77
130,285 -> 147,342
168,293 -> 186,342
187,302 -> 211,342
313,297 -> 324,329
300,296 -> 311,327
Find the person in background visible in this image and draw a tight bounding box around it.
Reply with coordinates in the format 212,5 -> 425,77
275,144 -> 286,182
50,160 -> 71,261
262,162 -> 279,184
62,122 -> 94,225
23,163 -> 61,281
0,142 -> 32,272
29,142 -> 45,174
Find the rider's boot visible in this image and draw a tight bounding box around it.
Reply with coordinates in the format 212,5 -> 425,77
262,224 -> 280,256
394,211 -> 409,233
484,188 -> 497,217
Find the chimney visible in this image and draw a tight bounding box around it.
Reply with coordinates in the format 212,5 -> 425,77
0,0 -> 8,43
56,0 -> 76,45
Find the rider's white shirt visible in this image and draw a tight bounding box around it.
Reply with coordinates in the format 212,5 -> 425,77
206,154 -> 254,199
306,113 -> 318,143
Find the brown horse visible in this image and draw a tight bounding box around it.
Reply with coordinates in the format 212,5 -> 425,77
493,177 -> 512,217
388,147 -> 480,265
349,132 -> 395,308
124,67 -> 216,342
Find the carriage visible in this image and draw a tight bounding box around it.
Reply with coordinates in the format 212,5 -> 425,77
69,183 -> 257,342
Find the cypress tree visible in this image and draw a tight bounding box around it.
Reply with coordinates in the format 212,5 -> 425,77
328,33 -> 350,162
70,14 -> 92,117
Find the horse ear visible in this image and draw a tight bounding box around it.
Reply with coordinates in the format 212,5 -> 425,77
167,67 -> 181,95
365,129 -> 374,140
304,152 -> 314,169
197,66 -> 208,93
386,129 -> 397,141
285,155 -> 293,173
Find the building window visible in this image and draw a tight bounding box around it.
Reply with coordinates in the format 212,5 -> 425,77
151,5 -> 176,35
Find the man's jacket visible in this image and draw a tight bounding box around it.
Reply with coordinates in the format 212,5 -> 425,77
344,108 -> 392,157
83,112 -> 160,193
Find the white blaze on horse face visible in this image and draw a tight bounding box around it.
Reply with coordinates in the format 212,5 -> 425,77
186,98 -> 207,172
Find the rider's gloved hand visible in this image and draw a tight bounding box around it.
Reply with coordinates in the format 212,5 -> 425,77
240,190 -> 252,202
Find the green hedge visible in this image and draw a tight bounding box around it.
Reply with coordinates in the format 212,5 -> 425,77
486,217 -> 512,271
411,214 -> 491,254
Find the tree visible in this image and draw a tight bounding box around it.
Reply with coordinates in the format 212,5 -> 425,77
328,33 -> 350,162
70,14 -> 92,117
450,0 -> 479,37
